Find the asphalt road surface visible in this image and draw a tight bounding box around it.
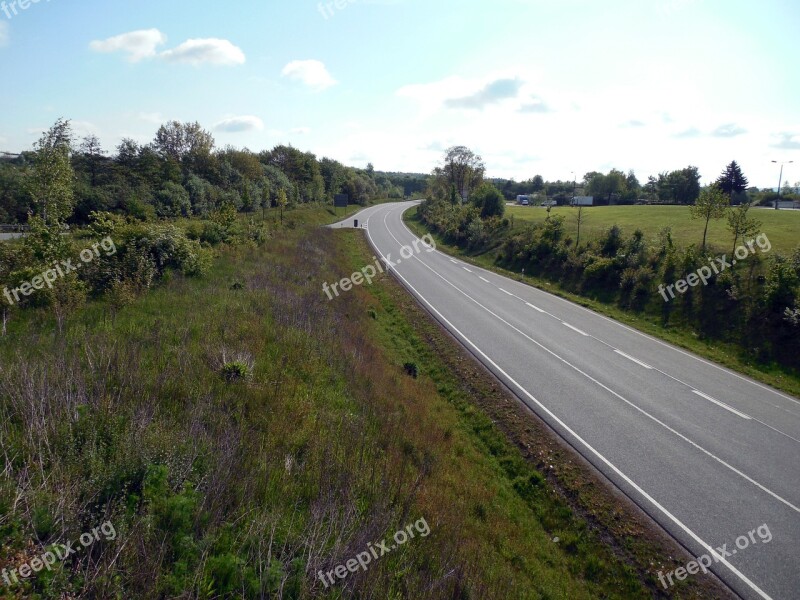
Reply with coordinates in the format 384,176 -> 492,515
333,201 -> 800,600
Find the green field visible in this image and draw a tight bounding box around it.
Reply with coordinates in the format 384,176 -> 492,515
507,205 -> 800,254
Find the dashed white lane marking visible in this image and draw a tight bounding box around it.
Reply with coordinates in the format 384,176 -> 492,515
479,276 -> 490,283
692,391 -> 752,420
526,302 -> 545,312
562,323 -> 588,336
463,267 -> 473,273
614,350 -> 653,370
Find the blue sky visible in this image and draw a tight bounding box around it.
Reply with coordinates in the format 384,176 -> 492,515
0,0 -> 798,186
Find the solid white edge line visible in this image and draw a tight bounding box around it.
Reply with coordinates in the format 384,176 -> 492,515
614,349 -> 653,370
692,390 -> 752,420
366,206 -> 774,600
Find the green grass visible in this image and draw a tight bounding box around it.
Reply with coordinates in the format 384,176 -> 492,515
507,204 -> 800,255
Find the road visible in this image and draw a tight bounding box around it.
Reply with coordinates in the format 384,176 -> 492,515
334,201 -> 800,600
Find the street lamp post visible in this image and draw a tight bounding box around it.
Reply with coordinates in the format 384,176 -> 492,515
772,160 -> 794,210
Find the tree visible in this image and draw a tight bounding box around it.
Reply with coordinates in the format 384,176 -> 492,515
586,170 -> 627,205
79,134 -> 106,187
26,119 -> 75,226
469,182 -> 505,218
690,185 -> 729,250
153,182 -> 191,218
276,188 -> 288,223
531,175 -> 545,192
716,161 -> 749,198
153,121 -> 215,164
440,146 -> 485,201
668,166 -> 701,205
727,202 -> 761,255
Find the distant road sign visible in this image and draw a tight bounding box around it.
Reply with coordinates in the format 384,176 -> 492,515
334,194 -> 349,208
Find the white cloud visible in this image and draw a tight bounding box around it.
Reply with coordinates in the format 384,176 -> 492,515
444,78 -> 523,110
90,30 -> 245,66
772,133 -> 800,150
160,38 -> 245,66
712,123 -> 747,138
281,60 -> 337,91
89,29 -> 166,63
0,21 -> 9,48
214,116 -> 264,132
291,127 -> 311,135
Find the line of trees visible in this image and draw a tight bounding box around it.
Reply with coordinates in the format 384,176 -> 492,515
480,160 -> 798,208
0,119 -> 403,226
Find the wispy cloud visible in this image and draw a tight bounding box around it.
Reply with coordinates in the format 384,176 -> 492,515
281,60 -> 337,91
90,29 -> 245,66
771,132 -> 800,150
89,29 -> 167,63
674,127 -> 701,138
160,38 -> 245,66
444,78 -> 523,110
214,116 -> 264,132
712,123 -> 747,138
519,96 -> 551,114
621,119 -> 646,128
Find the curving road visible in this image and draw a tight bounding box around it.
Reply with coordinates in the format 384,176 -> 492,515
333,201 -> 800,600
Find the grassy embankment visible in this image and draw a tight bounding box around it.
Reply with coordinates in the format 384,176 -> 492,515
406,205 -> 800,398
0,202 -> 728,598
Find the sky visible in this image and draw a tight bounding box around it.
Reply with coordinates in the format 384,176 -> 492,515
0,0 -> 798,187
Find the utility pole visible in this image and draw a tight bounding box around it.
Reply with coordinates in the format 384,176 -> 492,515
772,160 -> 793,210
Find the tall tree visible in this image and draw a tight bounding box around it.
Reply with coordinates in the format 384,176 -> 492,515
716,161 -> 749,197
79,134 -> 106,187
153,121 -> 215,175
440,146 -> 485,201
665,166 -> 701,204
26,119 -> 75,226
690,184 -> 729,251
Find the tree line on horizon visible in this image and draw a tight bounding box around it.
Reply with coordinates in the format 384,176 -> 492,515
0,119 -> 413,226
